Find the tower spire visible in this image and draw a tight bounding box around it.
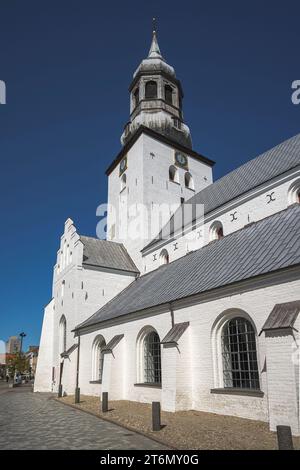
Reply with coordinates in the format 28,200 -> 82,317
148,17 -> 163,59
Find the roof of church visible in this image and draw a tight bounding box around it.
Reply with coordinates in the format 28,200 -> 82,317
75,204 -> 300,332
80,236 -> 139,274
143,132 -> 300,251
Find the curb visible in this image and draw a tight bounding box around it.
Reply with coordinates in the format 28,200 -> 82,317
53,397 -> 176,450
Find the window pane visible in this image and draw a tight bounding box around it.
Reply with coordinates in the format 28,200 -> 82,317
143,331 -> 161,384
221,317 -> 259,390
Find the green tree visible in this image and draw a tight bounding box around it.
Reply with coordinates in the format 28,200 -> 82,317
7,354 -> 29,377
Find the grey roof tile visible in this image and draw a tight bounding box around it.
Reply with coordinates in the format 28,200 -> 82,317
161,322 -> 189,344
144,133 -> 300,250
261,300 -> 300,332
75,205 -> 300,331
80,236 -> 139,273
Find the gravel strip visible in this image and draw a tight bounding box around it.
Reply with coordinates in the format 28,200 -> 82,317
58,395 -> 300,450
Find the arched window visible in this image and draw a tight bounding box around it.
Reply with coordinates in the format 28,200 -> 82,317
165,84 -> 173,105
288,179 -> 300,205
169,165 -> 179,183
159,249 -> 169,265
210,221 -> 224,241
145,81 -> 157,100
133,87 -> 139,108
59,315 -> 67,354
222,317 -> 259,389
120,173 -> 126,191
184,172 -> 194,190
137,327 -> 162,385
92,335 -> 106,382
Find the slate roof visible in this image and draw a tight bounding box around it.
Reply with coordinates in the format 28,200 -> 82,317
75,204 -> 300,332
144,132 -> 300,251
161,322 -> 189,344
260,300 -> 300,333
102,335 -> 124,353
80,236 -> 139,273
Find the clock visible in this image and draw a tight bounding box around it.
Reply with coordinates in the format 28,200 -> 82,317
119,156 -> 127,175
175,152 -> 188,169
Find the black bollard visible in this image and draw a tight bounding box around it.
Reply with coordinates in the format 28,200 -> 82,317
58,384 -> 63,398
102,392 -> 108,413
75,387 -> 80,404
152,401 -> 161,431
277,425 -> 294,450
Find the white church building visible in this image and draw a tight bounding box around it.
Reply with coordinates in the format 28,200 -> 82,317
34,29 -> 300,436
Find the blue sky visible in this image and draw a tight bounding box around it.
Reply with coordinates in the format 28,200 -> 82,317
0,0 -> 299,349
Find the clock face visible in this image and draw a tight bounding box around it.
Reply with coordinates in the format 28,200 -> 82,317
175,152 -> 188,168
119,156 -> 127,175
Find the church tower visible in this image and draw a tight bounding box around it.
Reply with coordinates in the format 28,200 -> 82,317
106,27 -> 214,271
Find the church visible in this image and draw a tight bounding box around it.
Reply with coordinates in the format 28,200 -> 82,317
34,29 -> 300,436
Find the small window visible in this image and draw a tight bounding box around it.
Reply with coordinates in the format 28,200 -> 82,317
120,173 -> 127,192
145,81 -> 157,100
288,179 -> 300,205
59,315 -> 67,354
172,117 -> 182,129
222,317 -> 259,389
185,172 -> 194,190
210,221 -> 224,241
165,84 -> 173,105
159,249 -> 169,265
143,331 -> 161,384
92,335 -> 106,382
133,87 -> 139,108
169,165 -> 179,183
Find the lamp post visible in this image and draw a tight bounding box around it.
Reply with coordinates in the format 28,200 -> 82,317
19,332 -> 26,355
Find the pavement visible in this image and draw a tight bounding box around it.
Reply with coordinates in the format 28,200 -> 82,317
0,385 -> 165,450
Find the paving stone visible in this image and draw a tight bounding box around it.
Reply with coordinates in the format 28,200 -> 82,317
0,388 -> 165,450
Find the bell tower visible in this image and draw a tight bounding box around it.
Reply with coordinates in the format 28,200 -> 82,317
106,26 -> 214,271
121,24 -> 192,149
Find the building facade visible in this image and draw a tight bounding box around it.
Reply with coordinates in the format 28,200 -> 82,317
34,29 -> 300,436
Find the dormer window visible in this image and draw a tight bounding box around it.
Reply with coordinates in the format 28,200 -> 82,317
145,80 -> 157,100
165,84 -> 173,105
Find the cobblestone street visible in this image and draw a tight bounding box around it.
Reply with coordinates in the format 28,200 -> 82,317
0,386 -> 165,450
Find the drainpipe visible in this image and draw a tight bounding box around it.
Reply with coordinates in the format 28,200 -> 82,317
75,335 -> 80,403
169,303 -> 175,327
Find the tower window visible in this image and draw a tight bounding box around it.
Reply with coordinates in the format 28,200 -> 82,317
120,173 -> 127,192
172,117 -> 182,129
169,165 -> 179,183
133,87 -> 139,108
165,84 -> 173,105
145,81 -> 157,100
185,172 -> 194,190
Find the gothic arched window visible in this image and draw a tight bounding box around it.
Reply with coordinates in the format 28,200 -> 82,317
145,81 -> 157,100
59,315 -> 67,354
288,179 -> 300,205
165,84 -> 173,105
222,317 -> 259,389
143,331 -> 161,384
92,335 -> 106,382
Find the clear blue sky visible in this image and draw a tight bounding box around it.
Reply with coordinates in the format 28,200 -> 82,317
0,0 -> 299,349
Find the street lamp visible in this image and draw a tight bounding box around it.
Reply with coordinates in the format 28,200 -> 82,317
19,332 -> 26,355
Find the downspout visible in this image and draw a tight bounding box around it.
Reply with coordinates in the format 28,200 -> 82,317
169,303 -> 175,327
75,335 -> 80,403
